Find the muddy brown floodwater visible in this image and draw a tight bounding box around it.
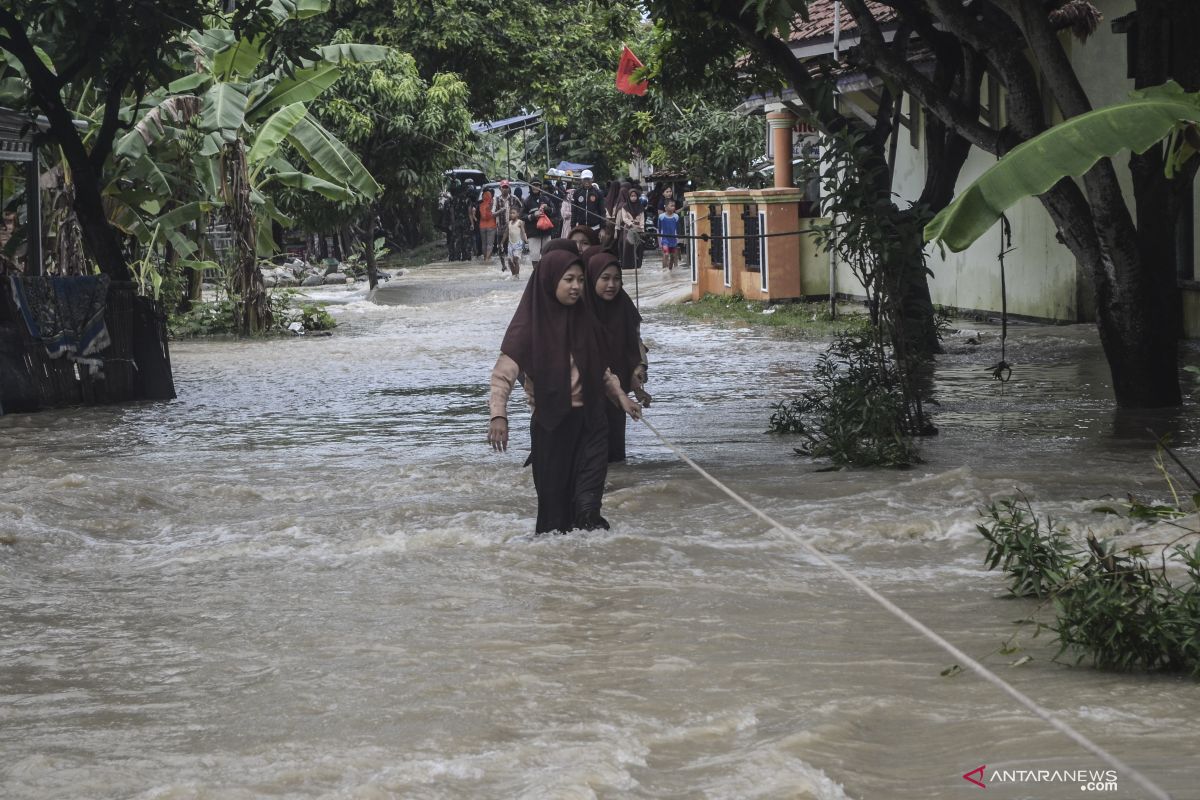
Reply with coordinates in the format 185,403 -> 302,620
3,258 -> 1199,798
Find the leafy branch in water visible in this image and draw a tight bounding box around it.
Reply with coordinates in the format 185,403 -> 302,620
978,479 -> 1200,677
769,328 -> 924,468
769,128 -> 936,468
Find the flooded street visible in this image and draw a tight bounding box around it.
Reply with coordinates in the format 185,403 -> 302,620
3,257 -> 1200,799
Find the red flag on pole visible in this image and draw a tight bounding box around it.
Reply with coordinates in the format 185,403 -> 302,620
615,45 -> 648,96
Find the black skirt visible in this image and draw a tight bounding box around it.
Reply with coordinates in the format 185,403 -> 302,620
530,407 -> 609,533
605,400 -> 627,463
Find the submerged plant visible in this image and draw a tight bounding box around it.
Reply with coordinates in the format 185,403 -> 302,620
769,328 -> 924,467
978,479 -> 1200,677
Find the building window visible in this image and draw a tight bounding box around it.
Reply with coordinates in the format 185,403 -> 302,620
742,204 -> 761,272
689,210 -> 698,283
722,211 -> 731,288
759,211 -> 769,293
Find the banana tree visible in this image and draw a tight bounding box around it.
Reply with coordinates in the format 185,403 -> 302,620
925,82 -> 1200,252
112,1 -> 385,333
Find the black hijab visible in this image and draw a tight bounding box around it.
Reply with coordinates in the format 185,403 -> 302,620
584,250 -> 642,389
615,182 -> 641,222
500,249 -> 608,431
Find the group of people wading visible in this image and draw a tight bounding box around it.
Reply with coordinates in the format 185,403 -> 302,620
458,172 -> 685,279
487,228 -> 655,535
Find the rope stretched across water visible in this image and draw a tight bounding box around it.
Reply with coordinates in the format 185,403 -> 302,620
637,415 -> 1172,800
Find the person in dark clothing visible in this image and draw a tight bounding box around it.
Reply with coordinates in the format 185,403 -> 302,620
571,170 -> 607,232
521,180 -> 558,267
582,249 -> 650,463
488,250 -> 642,533
450,183 -> 474,260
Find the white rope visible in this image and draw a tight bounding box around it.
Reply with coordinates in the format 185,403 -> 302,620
637,415 -> 1172,800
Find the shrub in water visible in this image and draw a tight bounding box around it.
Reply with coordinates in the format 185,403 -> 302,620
978,496 -> 1200,677
769,328 -> 921,467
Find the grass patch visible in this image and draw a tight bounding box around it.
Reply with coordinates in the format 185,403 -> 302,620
663,293 -> 866,338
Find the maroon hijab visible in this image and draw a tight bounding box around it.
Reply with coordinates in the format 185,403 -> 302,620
500,249 -> 608,431
583,250 -> 642,389
567,225 -> 599,247
615,183 -> 642,222
579,243 -> 615,265
541,238 -> 580,256
604,180 -> 623,216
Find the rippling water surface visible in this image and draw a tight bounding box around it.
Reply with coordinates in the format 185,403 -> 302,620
3,260 -> 1200,799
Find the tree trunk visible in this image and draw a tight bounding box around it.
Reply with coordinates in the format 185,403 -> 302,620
222,142 -> 269,336
4,14 -> 131,281
65,156 -> 130,281
362,212 -> 380,291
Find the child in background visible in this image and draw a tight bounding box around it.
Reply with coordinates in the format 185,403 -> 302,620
658,200 -> 681,271
506,207 -> 527,278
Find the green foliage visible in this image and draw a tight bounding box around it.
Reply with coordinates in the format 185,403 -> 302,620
547,21 -> 764,187
926,82 -> 1200,253
979,494 -> 1200,677
169,298 -> 242,338
285,43 -> 472,243
649,100 -> 765,189
765,128 -> 935,468
977,498 -> 1079,599
294,303 -> 336,331
768,328 -> 922,468
169,290 -> 336,337
374,0 -> 643,119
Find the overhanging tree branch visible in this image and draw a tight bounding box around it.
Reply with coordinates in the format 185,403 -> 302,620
842,0 -> 1000,152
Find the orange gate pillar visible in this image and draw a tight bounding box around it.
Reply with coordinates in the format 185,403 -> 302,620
767,110 -> 796,189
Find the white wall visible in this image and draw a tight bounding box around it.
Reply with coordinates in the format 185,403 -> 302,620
833,0 -> 1199,320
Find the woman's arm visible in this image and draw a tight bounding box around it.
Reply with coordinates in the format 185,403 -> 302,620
488,354 -> 520,451
603,368 -> 642,420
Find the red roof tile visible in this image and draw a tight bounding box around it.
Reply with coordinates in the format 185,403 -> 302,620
788,0 -> 897,43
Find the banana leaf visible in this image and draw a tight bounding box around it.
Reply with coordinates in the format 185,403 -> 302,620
266,171 -> 357,202
312,44 -> 391,65
199,82 -> 249,141
126,154 -> 172,197
247,102 -> 308,167
167,73 -> 212,94
194,151 -> 222,199
188,29 -> 238,61
286,115 -> 381,198
926,82 -> 1200,252
213,35 -> 267,81
247,65 -> 341,119
199,131 -> 223,158
117,95 -> 200,159
269,0 -> 331,20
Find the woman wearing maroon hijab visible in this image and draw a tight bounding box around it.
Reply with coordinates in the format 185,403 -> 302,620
488,249 -> 642,533
614,184 -> 645,272
583,250 -> 651,462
